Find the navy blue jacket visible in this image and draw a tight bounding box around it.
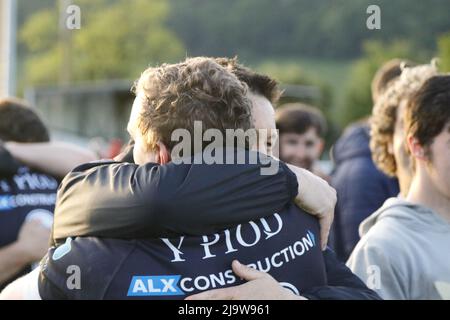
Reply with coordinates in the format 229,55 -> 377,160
330,123 -> 399,262
0,164 -> 58,290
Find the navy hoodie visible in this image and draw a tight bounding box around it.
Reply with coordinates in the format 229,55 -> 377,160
330,123 -> 399,262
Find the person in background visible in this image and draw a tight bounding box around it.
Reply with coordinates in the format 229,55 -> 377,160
4,139 -> 97,180
275,103 -> 329,181
0,98 -> 57,291
329,59 -> 412,261
348,74 -> 450,299
0,96 -> 100,291
329,119 -> 399,262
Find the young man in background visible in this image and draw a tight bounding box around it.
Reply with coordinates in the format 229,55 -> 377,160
348,74 -> 450,299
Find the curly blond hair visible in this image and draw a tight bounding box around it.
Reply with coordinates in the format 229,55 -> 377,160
133,57 -> 253,151
370,61 -> 438,176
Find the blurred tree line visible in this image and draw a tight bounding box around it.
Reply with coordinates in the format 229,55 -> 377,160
16,0 -> 450,136
340,34 -> 450,128
18,0 -> 183,85
19,0 -> 450,79
168,0 -> 450,60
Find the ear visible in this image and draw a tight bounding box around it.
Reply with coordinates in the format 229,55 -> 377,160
155,142 -> 171,164
407,135 -> 427,161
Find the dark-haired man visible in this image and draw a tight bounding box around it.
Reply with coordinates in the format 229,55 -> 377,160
275,103 -> 329,180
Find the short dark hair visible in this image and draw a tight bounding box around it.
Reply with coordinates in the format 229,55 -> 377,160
215,57 -> 281,105
405,75 -> 450,150
275,103 -> 327,137
371,59 -> 415,103
0,98 -> 50,143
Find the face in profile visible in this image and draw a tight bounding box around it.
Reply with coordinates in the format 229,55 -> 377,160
248,92 -> 278,156
425,122 -> 450,199
278,128 -> 324,171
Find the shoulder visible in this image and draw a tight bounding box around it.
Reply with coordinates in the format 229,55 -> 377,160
39,237 -> 135,299
357,214 -> 408,254
348,212 -> 414,274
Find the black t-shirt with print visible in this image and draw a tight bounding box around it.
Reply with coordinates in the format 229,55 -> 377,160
38,203 -> 326,299
0,166 -> 58,290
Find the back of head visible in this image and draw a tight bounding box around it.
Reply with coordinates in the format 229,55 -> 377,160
133,57 -> 253,152
0,98 -> 50,143
371,59 -> 415,103
275,103 -> 327,138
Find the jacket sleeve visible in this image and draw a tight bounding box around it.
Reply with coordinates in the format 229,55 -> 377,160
52,149 -> 298,245
0,143 -> 20,178
301,248 -> 382,300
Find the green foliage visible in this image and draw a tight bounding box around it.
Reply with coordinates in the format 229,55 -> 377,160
438,33 -> 450,72
256,62 -> 330,110
19,0 -> 450,86
17,0 -> 450,135
255,61 -> 337,149
168,0 -> 450,61
338,40 -> 423,128
19,0 -> 184,85
256,62 -> 313,86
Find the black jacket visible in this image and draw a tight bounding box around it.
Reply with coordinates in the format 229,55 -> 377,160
330,123 -> 399,261
45,147 -> 380,300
